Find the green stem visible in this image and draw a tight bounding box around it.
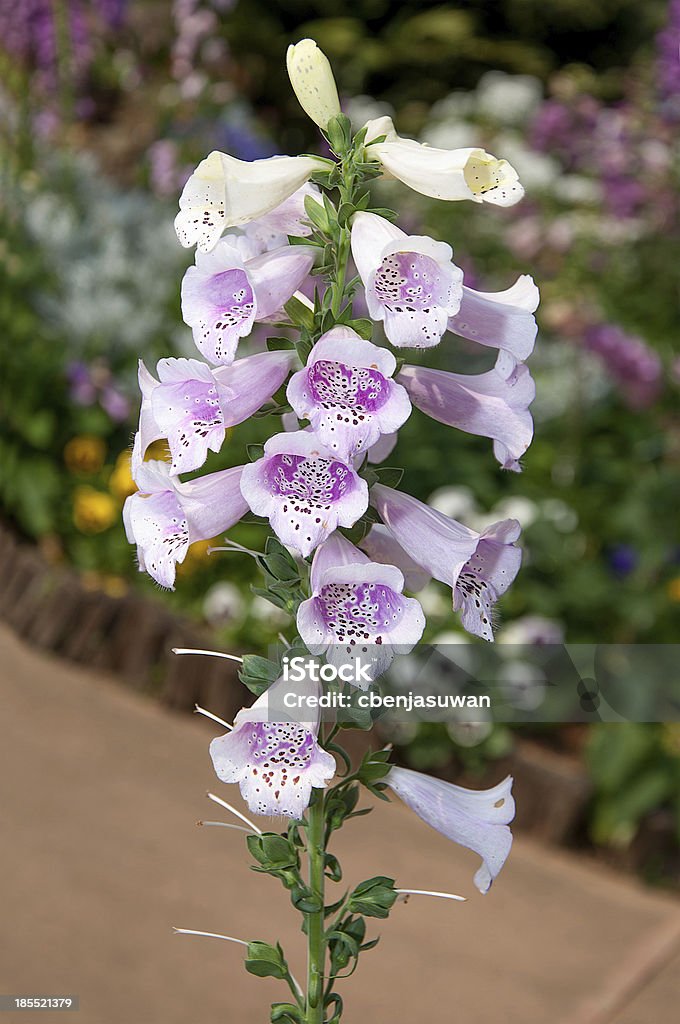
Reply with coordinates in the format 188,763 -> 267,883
305,791 -> 326,1023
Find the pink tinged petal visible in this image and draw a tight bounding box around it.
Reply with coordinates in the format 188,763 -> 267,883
386,767 -> 515,893
366,432 -> 398,464
397,362 -> 535,469
453,519 -> 522,643
350,211 -> 407,284
359,524 -> 432,592
246,244 -> 316,320
151,377 -> 233,475
449,277 -> 539,365
309,533 -> 369,592
176,465 -> 249,542
214,350 -> 296,426
181,246 -> 256,365
125,489 -> 189,589
239,431 -> 368,557
137,361 -> 164,456
371,484 -> 480,591
244,182 -> 322,252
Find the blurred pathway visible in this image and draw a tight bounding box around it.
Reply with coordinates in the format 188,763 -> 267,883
1,623 -> 679,1024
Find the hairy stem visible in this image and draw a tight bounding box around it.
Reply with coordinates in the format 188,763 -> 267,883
305,791 -> 326,1023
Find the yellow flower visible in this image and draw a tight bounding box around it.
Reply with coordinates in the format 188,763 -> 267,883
109,450 -> 137,500
73,487 -> 117,534
667,577 -> 680,602
64,435 -> 106,475
286,39 -> 341,130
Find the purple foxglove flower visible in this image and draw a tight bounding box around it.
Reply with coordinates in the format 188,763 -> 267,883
386,767 -> 515,893
359,525 -> 431,593
297,533 -> 426,686
243,182 -> 321,254
174,150 -> 326,252
371,485 -> 522,641
449,275 -> 539,373
137,351 -> 295,474
240,431 -> 369,556
210,675 -> 336,818
286,326 -> 412,460
181,238 -> 315,364
364,115 -> 524,206
397,358 -> 535,472
123,438 -> 248,589
351,211 -> 464,348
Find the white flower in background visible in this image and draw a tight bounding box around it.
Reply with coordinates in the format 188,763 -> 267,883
203,582 -> 243,627
475,71 -> 543,125
345,94 -> 395,132
446,706 -> 493,747
286,38 -> 341,130
428,485 -> 478,522
493,133 -> 560,191
496,660 -> 546,712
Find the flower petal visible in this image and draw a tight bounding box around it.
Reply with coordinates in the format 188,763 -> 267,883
246,244 -> 316,319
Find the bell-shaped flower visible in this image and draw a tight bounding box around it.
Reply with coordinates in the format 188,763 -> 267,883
175,150 -> 327,252
240,431 -> 368,557
138,351 -> 295,475
386,767 -> 515,893
286,38 -> 341,130
397,357 -> 535,472
123,438 -> 248,589
286,326 -> 412,460
297,533 -> 426,686
364,115 -> 524,207
450,275 -> 539,374
181,238 -> 315,365
351,211 -> 463,348
371,484 -> 522,641
210,674 -> 336,818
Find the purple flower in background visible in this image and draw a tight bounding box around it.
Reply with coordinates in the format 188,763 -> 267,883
397,357 -> 535,471
137,351 -> 294,474
584,323 -> 663,410
371,485 -> 522,641
297,533 -> 426,685
123,437 -> 248,588
181,238 -> 315,364
607,544 -> 638,578
67,360 -> 130,423
386,768 -> 515,893
287,326 -> 412,460
209,674 -> 335,818
351,211 -> 464,348
656,0 -> 680,104
240,431 -> 368,557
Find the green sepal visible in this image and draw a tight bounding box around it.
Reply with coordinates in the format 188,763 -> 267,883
270,1003 -> 304,1024
324,852 -> 343,882
347,876 -> 397,919
247,832 -> 299,872
266,336 -> 296,351
372,466 -> 404,489
304,194 -> 330,233
290,884 -> 324,914
245,940 -> 288,980
246,442 -> 265,462
239,654 -> 280,695
284,295 -> 315,331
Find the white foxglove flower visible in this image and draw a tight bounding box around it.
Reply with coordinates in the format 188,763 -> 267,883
209,675 -> 336,818
386,767 -> 515,893
286,38 -> 341,130
175,151 -> 326,252
364,115 -> 524,207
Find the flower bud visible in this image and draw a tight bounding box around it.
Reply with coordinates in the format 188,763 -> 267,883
286,38 -> 341,130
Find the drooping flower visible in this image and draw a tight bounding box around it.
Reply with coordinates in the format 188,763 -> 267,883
351,211 -> 463,348
123,438 -> 248,589
371,485 -> 522,641
240,431 -> 368,557
449,275 -> 539,374
286,326 -> 412,460
397,358 -> 535,471
209,674 -> 336,818
174,150 -> 327,252
386,767 -> 515,893
297,533 -> 426,686
181,238 -> 315,364
137,351 -> 295,474
287,38 -> 341,130
364,115 -> 524,207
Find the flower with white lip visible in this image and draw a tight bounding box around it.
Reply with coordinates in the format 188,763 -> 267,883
209,674 -> 336,818
287,38 -> 341,130
351,211 -> 464,348
286,326 -> 412,460
363,115 -> 524,207
181,237 -> 314,364
175,150 -> 327,252
239,430 -> 369,557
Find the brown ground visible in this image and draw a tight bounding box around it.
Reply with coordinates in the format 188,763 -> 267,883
1,623 -> 679,1024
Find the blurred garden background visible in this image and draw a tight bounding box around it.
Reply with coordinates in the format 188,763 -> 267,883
1,0 -> 680,882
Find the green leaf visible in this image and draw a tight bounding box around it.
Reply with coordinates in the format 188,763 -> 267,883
284,296 -> 315,331
304,194 -> 330,233
372,466 -> 404,489
246,443 -> 265,462
266,336 -> 295,351
270,1003 -> 304,1024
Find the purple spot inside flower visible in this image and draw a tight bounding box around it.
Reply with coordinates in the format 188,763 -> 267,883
246,722 -> 315,769
317,581 -> 406,644
205,268 -> 255,328
374,251 -> 447,312
266,454 -> 353,505
308,359 -> 390,416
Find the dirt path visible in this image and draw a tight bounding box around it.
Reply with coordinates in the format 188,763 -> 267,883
1,624 -> 679,1024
